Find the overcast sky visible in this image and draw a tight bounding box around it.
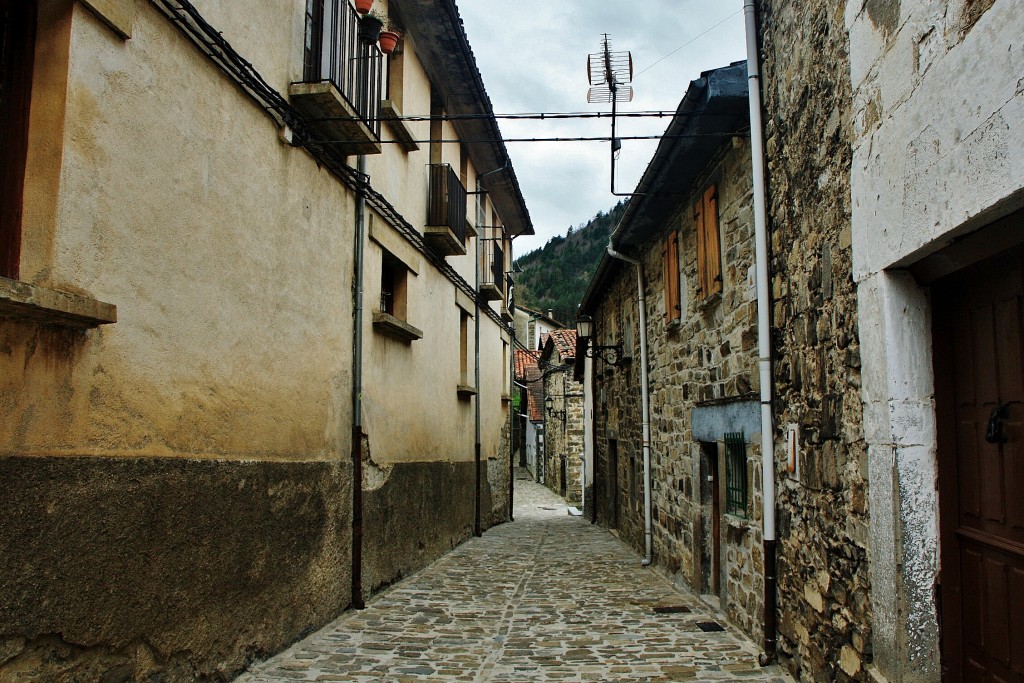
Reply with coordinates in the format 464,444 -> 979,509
456,1 -> 748,256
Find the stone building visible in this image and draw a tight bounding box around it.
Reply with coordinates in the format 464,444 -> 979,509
0,0 -> 529,680
540,329 -> 584,506
577,63 -> 764,633
759,0 -> 1024,680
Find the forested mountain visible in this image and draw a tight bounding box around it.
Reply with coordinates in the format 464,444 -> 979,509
513,201 -> 628,325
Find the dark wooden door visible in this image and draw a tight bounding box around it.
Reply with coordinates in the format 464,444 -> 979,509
934,247 -> 1024,682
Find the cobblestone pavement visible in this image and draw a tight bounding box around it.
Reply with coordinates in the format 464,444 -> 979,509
236,470 -> 794,682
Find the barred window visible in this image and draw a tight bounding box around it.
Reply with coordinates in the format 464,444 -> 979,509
724,432 -> 747,517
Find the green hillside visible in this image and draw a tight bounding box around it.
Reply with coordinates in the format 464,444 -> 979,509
513,201 -> 628,325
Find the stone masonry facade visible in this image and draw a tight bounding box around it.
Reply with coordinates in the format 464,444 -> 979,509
592,138 -> 767,643
541,332 -> 584,507
759,1 -> 873,680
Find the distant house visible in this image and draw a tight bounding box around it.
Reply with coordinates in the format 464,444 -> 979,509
540,329 -> 584,507
513,304 -> 563,351
513,348 -> 542,474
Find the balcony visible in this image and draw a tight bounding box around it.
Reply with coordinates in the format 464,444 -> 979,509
479,238 -> 504,301
291,0 -> 384,155
425,164 -> 467,256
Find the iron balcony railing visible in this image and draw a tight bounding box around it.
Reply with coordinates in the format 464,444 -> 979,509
480,238 -> 505,296
303,0 -> 383,138
427,164 -> 467,243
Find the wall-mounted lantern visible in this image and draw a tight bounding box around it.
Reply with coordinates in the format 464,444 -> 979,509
575,314 -> 624,367
544,395 -> 567,422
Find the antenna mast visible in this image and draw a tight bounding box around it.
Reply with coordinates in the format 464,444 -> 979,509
587,35 -> 636,196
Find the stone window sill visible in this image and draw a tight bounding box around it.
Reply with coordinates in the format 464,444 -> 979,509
372,310 -> 422,343
724,513 -> 749,530
0,277 -> 117,329
501,393 -> 512,402
457,384 -> 478,400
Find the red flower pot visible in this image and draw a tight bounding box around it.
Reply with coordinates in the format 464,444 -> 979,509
355,0 -> 373,15
378,31 -> 400,54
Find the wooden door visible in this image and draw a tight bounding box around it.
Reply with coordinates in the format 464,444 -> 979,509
699,442 -> 721,596
934,247 -> 1024,682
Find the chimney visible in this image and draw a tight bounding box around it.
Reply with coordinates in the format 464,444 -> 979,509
547,309 -> 554,319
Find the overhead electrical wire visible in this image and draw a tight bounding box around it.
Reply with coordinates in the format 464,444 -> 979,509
635,10 -> 745,78
310,132 -> 747,146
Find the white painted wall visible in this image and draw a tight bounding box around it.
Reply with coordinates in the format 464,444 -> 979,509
847,0 -> 1024,679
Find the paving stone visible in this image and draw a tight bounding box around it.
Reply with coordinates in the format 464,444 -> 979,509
235,472 -> 794,683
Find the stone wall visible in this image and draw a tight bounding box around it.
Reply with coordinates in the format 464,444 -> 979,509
0,456 -> 351,681
542,365 -> 584,506
759,1 -> 873,680
592,140 -> 766,641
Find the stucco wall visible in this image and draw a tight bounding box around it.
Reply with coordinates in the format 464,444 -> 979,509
2,1 -> 517,679
846,0 -> 1024,680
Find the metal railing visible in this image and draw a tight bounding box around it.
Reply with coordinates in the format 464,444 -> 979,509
303,0 -> 383,138
480,238 -> 504,296
427,164 -> 467,242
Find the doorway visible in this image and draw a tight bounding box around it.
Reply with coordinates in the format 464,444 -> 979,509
933,245 -> 1024,681
698,441 -> 721,597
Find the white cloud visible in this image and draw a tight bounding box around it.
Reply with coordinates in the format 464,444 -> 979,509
457,0 -> 747,255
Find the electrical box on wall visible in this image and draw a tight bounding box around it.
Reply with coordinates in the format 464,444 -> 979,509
786,423 -> 799,480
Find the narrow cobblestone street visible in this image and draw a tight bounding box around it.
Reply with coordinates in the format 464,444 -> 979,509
235,471 -> 794,682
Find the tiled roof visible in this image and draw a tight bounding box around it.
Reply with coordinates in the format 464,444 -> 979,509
514,348 -> 540,379
526,365 -> 544,422
547,329 -> 577,360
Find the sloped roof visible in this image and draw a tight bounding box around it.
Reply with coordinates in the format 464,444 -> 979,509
514,348 -> 540,379
526,365 -> 544,422
390,0 -> 533,236
580,62 -> 749,314
541,329 -> 577,363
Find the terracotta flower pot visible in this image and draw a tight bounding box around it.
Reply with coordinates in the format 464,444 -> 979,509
355,0 -> 373,15
378,31 -> 400,54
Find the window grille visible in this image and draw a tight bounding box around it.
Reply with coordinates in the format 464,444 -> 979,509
724,432 -> 747,517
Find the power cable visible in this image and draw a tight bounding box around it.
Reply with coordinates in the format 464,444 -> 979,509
635,10 -> 744,78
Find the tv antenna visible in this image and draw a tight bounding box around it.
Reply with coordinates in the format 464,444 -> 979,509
587,35 -> 640,196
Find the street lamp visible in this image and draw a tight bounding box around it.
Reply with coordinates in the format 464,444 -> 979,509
544,395 -> 566,422
575,314 -> 624,367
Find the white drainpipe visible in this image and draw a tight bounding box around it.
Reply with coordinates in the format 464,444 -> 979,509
606,243 -> 653,566
745,0 -> 778,662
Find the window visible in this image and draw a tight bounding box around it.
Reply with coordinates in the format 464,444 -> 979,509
460,310 -> 468,384
724,432 -> 747,517
663,230 -> 680,323
695,184 -> 722,299
380,251 -> 407,319
0,0 -> 37,280
372,247 -> 421,342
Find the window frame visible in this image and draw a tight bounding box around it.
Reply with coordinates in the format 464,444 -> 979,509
663,230 -> 680,323
724,431 -> 748,518
0,0 -> 38,280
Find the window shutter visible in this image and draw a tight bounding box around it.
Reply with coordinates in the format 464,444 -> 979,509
695,199 -> 706,297
664,231 -> 680,323
704,185 -> 722,296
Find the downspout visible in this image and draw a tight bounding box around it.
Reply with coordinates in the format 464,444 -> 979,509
351,155 -> 368,610
605,241 -> 653,567
474,208 -> 482,538
744,0 -> 778,664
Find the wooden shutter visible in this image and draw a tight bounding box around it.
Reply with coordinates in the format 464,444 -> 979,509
663,231 -> 680,322
704,185 -> 722,296
695,198 -> 706,297
695,184 -> 721,300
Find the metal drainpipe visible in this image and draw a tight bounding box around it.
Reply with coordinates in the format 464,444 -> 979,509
351,154 -> 367,610
745,0 -> 778,664
605,242 -> 653,567
474,216 -> 482,538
